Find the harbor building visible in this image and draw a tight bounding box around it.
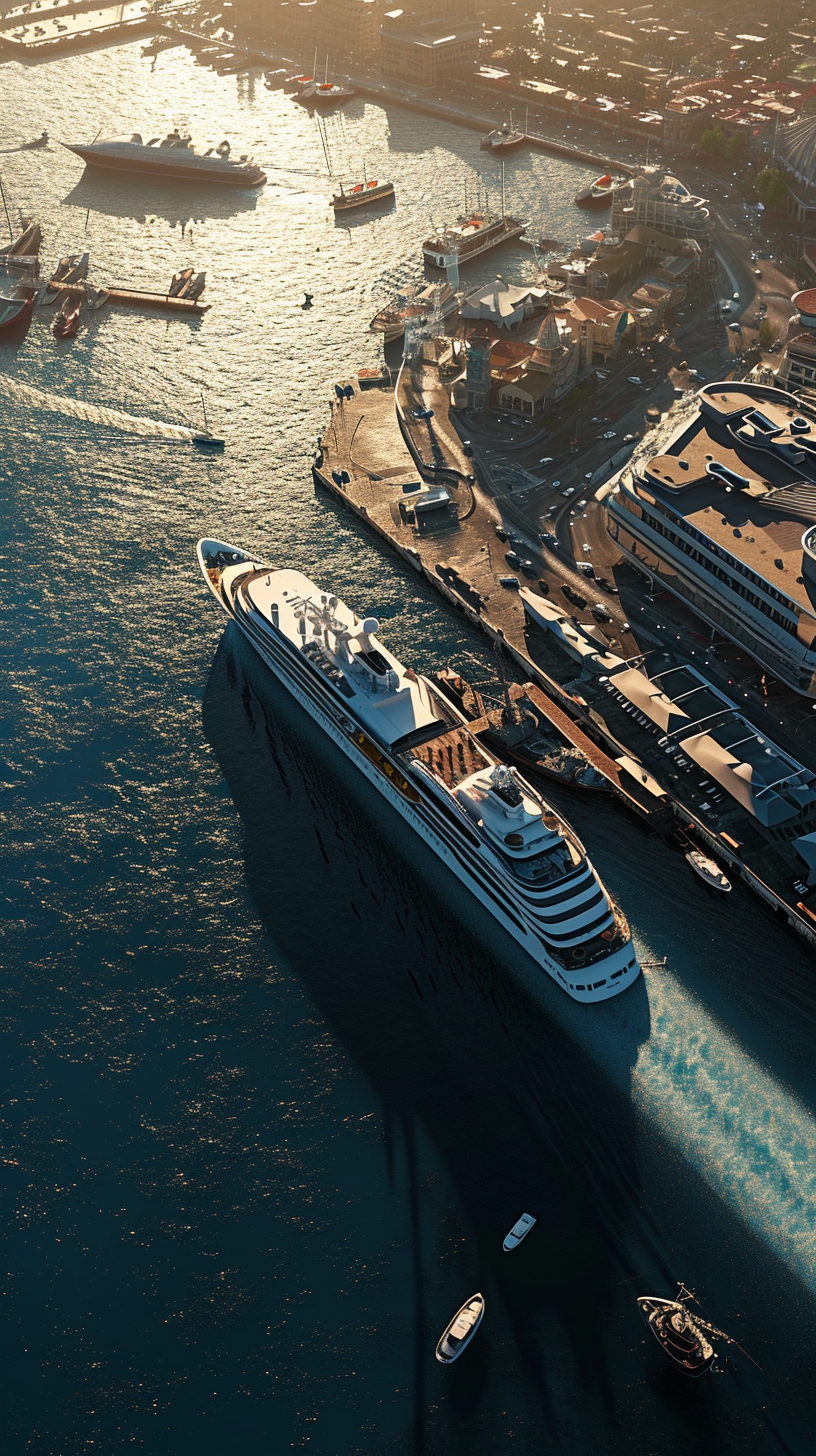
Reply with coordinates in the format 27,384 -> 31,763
380,8 -> 480,87
777,288 -> 816,395
611,168 -> 710,240
605,381 -> 816,697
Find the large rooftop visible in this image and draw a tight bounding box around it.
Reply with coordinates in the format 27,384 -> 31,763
631,383 -> 816,612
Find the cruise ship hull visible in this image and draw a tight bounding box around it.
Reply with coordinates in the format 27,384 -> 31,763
65,144 -> 266,188
198,541 -> 640,1005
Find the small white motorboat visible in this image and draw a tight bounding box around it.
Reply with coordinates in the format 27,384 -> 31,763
685,849 -> 731,893
435,1293 -> 484,1364
503,1212 -> 536,1252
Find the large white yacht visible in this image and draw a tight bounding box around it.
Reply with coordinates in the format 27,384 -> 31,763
197,541 -> 641,1003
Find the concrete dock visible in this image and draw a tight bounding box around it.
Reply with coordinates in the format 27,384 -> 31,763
314,373 -> 816,954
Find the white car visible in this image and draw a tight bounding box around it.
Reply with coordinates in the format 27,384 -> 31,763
628,376 -> 642,385
539,456 -> 554,465
562,486 -> 576,496
602,430 -> 617,439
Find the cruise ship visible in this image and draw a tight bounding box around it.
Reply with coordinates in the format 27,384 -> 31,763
197,540 -> 640,1003
423,211 -> 525,271
64,132 -> 266,187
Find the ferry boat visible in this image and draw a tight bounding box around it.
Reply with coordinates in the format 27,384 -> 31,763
332,178 -> 394,212
423,211 -> 525,270
480,120 -> 526,154
197,541 -> 641,1004
64,132 -> 266,188
370,281 -> 458,343
575,173 -> 623,209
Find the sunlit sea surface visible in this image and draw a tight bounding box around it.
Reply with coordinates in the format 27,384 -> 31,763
3,44 -> 816,1456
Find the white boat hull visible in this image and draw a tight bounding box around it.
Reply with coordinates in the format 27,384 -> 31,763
199,543 -> 641,1005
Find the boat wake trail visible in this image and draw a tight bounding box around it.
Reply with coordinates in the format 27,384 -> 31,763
0,376 -> 193,439
631,966 -> 816,1294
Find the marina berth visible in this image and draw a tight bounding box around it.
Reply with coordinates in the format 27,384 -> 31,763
63,132 -> 266,187
197,541 -> 641,1004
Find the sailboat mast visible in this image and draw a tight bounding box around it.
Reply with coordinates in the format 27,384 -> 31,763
501,159 -> 505,218
0,176 -> 13,242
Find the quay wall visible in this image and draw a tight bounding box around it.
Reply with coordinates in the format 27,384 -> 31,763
312,452 -> 816,955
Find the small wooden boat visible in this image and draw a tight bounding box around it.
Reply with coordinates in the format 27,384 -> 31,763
61,251 -> 89,285
637,1297 -> 718,1377
503,1212 -> 536,1252
685,850 -> 731,893
0,283 -> 36,336
168,267 -> 194,298
435,1294 -> 484,1364
86,284 -> 110,310
52,301 -> 81,338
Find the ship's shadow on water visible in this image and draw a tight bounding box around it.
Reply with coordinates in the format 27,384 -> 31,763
62,174 -> 262,229
202,630 -> 657,1439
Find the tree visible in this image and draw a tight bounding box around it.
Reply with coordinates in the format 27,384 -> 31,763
755,166 -> 789,211
698,125 -> 726,159
726,133 -> 746,161
758,319 -> 777,350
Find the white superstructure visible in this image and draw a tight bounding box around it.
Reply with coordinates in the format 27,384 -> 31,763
197,540 -> 640,1003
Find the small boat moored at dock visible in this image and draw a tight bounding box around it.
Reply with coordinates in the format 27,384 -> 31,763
480,119 -> 525,154
52,300 -> 82,338
423,210 -> 525,270
503,1212 -> 536,1251
685,849 -> 731,892
575,173 -> 625,209
435,1294 -> 484,1363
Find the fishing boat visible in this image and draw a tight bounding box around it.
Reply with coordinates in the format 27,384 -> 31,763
685,849 -> 731,893
52,300 -> 81,339
480,118 -> 525,154
0,280 -> 36,336
435,1295 -> 484,1364
503,1213 -> 536,1252
169,267 -> 194,298
370,280 -> 457,343
332,178 -> 394,212
637,1296 -> 720,1377
574,173 -> 624,209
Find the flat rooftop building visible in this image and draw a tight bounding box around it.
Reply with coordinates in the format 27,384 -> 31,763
606,381 -> 816,696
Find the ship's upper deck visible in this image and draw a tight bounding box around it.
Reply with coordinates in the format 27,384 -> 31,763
241,567 -> 455,750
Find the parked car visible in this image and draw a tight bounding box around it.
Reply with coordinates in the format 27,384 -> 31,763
602,430 -> 617,440
539,456 -> 554,465
562,486 -> 575,496
563,584 -> 587,608
591,602 -> 612,621
520,561 -> 537,577
536,578 -> 550,594
505,550 -> 521,567
499,575 -> 520,589
628,376 -> 642,385
462,439 -> 474,455
576,561 -> 595,578
622,432 -> 638,442
412,406 -> 434,420
495,526 -> 508,541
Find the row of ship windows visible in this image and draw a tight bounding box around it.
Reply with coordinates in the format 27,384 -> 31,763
639,511 -> 799,637
632,492 -> 791,607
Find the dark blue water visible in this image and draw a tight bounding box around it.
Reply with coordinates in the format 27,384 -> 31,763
3,41 -> 816,1456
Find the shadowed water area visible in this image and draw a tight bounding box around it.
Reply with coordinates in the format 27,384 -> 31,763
2,42 -> 816,1456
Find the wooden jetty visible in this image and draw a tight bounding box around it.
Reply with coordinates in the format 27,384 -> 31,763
47,281 -> 209,314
